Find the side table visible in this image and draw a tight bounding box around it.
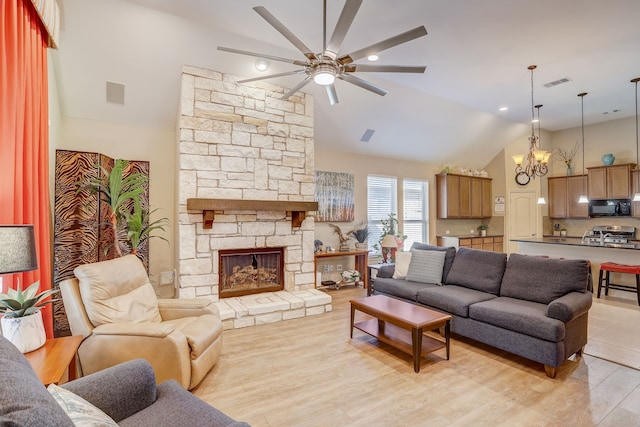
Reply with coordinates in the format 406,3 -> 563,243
24,335 -> 83,385
368,263 -> 390,296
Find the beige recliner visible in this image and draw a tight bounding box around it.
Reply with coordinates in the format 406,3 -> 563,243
59,255 -> 222,390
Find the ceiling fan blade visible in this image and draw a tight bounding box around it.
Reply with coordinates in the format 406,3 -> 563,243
338,74 -> 388,96
238,69 -> 306,84
324,0 -> 362,59
253,6 -> 316,60
338,26 -> 428,64
217,46 -> 308,67
326,84 -> 339,105
344,64 -> 427,73
282,77 -> 312,100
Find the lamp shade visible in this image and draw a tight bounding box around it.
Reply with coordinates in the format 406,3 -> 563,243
381,234 -> 398,248
0,225 -> 38,274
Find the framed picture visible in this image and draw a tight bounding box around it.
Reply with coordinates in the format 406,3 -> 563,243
314,171 -> 354,222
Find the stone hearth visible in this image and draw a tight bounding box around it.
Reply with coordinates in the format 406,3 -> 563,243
176,65 -> 331,328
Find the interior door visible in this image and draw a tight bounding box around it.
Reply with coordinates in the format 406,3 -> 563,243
508,191 -> 537,254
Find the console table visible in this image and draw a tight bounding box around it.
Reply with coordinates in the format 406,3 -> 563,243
314,250 -> 369,289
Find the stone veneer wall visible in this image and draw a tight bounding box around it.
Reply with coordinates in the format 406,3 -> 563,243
177,65 -> 316,300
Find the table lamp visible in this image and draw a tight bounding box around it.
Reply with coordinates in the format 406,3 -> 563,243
0,225 -> 38,292
381,234 -> 398,263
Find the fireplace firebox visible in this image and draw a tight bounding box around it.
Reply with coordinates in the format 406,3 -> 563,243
219,247 -> 285,298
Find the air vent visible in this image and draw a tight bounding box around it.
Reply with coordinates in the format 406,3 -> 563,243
360,129 -> 375,142
543,77 -> 572,88
106,81 -> 125,105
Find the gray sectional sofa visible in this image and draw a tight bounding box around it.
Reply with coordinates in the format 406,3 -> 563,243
0,335 -> 249,426
372,243 -> 592,378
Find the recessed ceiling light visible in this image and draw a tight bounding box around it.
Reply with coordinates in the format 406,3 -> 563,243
367,54 -> 379,62
499,107 -> 508,111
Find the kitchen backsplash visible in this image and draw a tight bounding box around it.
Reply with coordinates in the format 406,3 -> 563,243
435,216 -> 505,238
543,216 -> 640,239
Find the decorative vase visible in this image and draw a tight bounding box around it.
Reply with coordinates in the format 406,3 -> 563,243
601,153 -> 615,166
480,230 -> 487,237
355,242 -> 367,250
566,166 -> 573,176
0,311 -> 46,353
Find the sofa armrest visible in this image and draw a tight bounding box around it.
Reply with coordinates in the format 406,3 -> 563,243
61,359 -> 158,423
376,264 -> 395,278
158,298 -> 220,320
547,291 -> 593,323
92,322 -> 174,338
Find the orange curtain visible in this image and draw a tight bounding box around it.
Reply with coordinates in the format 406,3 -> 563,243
0,0 -> 53,337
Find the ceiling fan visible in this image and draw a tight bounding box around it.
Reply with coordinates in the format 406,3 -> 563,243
217,0 -> 428,105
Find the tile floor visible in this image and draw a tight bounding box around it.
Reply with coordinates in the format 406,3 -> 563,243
587,288 -> 640,370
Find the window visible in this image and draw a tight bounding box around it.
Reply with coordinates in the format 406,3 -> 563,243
403,179 -> 428,250
367,175 -> 397,252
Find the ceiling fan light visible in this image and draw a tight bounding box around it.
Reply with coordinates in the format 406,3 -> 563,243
313,71 -> 335,85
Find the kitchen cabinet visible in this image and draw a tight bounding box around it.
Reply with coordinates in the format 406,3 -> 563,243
436,174 -> 492,219
437,236 -> 503,253
548,175 -> 588,219
587,163 -> 635,200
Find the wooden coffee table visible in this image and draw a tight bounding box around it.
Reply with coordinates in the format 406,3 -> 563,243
350,295 -> 451,372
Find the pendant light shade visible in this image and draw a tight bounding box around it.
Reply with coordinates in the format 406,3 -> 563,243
578,92 -> 588,204
632,77 -> 640,202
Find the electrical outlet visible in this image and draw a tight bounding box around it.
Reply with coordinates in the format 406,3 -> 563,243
159,270 -> 175,285
445,230 -> 450,235
336,264 -> 343,271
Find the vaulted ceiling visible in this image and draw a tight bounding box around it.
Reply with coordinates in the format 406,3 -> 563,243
53,0 -> 640,167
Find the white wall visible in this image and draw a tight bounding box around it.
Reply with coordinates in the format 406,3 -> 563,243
55,117 -> 176,285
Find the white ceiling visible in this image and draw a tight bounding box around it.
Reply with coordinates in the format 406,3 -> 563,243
52,0 -> 640,167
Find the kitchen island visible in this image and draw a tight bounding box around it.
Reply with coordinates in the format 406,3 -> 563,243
512,237 -> 640,290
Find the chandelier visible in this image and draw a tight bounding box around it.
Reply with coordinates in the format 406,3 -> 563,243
513,65 -> 550,185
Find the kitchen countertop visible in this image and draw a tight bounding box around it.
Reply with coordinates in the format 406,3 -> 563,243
511,236 -> 640,250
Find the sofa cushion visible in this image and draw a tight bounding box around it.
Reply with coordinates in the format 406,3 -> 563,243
410,242 -> 456,282
373,277 -> 437,301
48,384 -> 119,427
444,247 -> 507,295
500,254 -> 590,304
392,251 -> 412,279
0,337 -> 75,427
416,285 -> 497,317
406,249 -> 446,284
469,297 -> 565,342
74,254 -> 162,327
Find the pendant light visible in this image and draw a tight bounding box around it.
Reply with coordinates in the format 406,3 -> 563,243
535,104 -> 547,204
632,77 -> 640,202
513,65 -> 550,185
577,92 -> 589,204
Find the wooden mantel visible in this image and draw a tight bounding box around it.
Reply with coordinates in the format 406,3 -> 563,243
186,198 -> 319,229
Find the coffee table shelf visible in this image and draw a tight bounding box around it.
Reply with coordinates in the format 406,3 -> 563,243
354,319 -> 447,357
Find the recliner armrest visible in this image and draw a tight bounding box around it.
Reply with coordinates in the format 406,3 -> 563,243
61,359 -> 158,423
158,298 -> 220,320
546,291 -> 592,323
92,322 -> 174,337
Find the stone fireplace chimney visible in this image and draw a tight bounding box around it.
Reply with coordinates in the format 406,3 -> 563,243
176,66 -> 318,303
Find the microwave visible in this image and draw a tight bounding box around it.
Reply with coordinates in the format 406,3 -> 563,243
588,199 -> 631,217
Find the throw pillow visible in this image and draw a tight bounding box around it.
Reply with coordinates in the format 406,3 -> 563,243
48,384 -> 118,427
392,251 -> 413,279
410,243 -> 456,282
405,249 -> 446,284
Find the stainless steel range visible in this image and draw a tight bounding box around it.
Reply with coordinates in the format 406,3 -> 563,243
581,225 -> 636,245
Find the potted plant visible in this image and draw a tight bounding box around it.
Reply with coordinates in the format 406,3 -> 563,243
478,224 -> 488,237
0,281 -> 59,353
349,223 -> 369,250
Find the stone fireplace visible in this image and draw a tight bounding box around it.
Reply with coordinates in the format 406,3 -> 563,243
176,65 -> 331,329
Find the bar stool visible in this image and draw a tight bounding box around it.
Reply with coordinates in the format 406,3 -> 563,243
597,262 -> 640,305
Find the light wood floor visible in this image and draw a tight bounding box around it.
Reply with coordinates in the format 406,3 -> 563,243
194,287 -> 640,427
